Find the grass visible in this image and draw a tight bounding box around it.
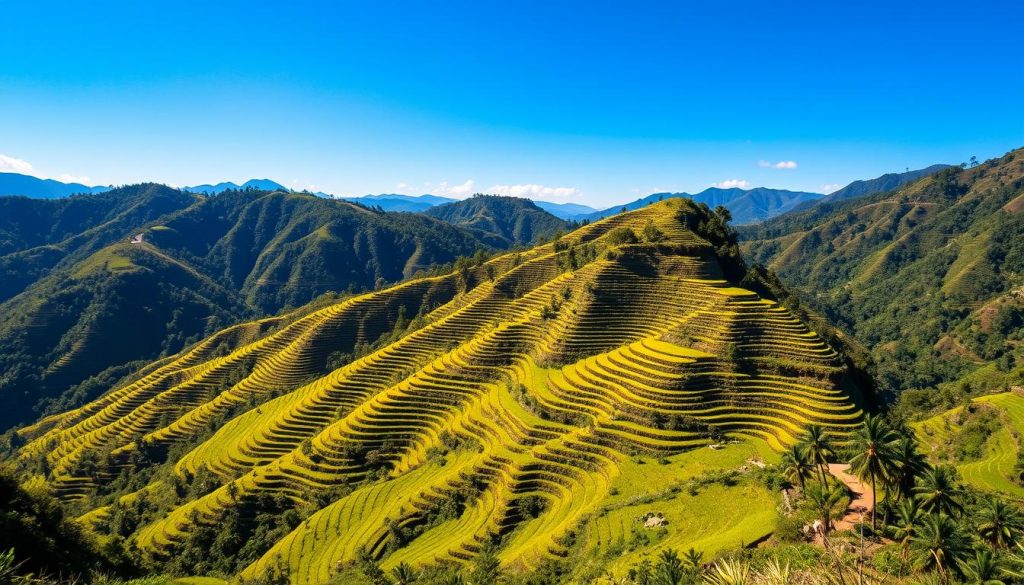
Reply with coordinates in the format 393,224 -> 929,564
913,391 -> 1024,499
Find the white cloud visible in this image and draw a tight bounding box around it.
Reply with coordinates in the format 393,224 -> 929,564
820,183 -> 842,194
57,173 -> 92,184
0,154 -> 35,174
758,160 -> 798,169
712,179 -> 750,189
484,183 -> 582,202
436,179 -> 476,198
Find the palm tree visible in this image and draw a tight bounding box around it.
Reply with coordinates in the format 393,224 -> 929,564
806,481 -> 847,538
847,415 -> 898,531
959,549 -> 1005,585
682,547 -> 704,574
892,435 -> 931,501
392,562 -> 418,585
977,498 -> 1024,550
654,548 -> 686,585
915,466 -> 965,518
800,424 -> 835,484
893,497 -> 926,560
910,514 -> 971,580
781,444 -> 813,491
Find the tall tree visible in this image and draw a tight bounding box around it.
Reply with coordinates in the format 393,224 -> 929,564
891,435 -> 931,501
847,414 -> 898,530
799,424 -> 835,484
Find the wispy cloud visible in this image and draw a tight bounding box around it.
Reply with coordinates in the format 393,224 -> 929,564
758,160 -> 798,169
820,183 -> 842,194
0,154 -> 35,174
712,179 -> 750,189
485,183 -> 581,201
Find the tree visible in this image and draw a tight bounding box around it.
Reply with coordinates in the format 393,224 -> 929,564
392,562 -> 418,585
893,497 -> 925,560
653,548 -> 686,585
958,549 -> 1005,585
780,444 -> 813,491
910,514 -> 971,579
891,435 -> 931,501
799,424 -> 835,484
847,415 -> 898,530
805,482 -> 847,538
977,498 -> 1023,550
681,547 -> 703,573
915,466 -> 965,518
470,542 -> 501,585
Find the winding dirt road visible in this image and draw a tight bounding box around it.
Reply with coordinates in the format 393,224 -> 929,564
828,463 -> 874,531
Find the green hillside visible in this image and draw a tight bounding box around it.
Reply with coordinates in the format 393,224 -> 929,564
424,194 -> 569,247
7,199 -> 864,582
0,187 -> 509,431
740,148 -> 1024,400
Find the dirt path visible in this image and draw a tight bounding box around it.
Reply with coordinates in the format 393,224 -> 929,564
828,463 -> 873,531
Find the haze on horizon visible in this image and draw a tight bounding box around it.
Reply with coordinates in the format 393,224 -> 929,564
1,0 -> 1022,207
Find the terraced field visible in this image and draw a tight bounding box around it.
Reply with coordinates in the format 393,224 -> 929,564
913,391 -> 1024,499
12,199 -> 864,582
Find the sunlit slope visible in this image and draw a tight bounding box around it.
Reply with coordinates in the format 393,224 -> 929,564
914,391 -> 1024,499
14,198 -> 863,581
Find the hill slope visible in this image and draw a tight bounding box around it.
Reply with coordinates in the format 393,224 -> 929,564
584,187 -> 822,225
9,199 -> 863,581
425,195 -> 568,246
740,148 -> 1024,398
0,187 -> 495,430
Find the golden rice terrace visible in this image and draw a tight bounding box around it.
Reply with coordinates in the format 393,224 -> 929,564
12,199 -> 864,582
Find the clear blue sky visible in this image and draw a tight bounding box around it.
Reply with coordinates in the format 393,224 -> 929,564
2,1 -> 1022,207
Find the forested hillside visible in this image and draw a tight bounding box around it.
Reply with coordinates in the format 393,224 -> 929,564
0,187 -> 500,430
6,199 -> 865,582
740,148 -> 1024,402
424,194 -> 568,246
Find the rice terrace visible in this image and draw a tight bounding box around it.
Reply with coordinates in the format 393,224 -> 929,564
2,2 -> 1024,585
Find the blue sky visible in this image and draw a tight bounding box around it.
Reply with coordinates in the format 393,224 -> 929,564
1,1 -> 1022,207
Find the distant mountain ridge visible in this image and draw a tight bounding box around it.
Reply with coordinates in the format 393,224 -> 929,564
581,186 -> 822,224
0,172 -> 110,199
182,178 -> 287,194
424,194 -> 568,246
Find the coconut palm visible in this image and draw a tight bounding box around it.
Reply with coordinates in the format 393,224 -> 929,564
891,434 -> 931,500
682,547 -> 704,574
392,562 -> 418,585
959,549 -> 1005,585
781,444 -> 814,491
800,424 -> 836,485
654,548 -> 686,585
806,481 -> 848,538
893,497 -> 926,559
847,415 -> 898,530
910,513 -> 972,580
915,465 -> 964,518
977,498 -> 1024,550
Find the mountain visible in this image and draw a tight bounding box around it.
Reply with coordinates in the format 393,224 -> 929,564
341,193 -> 458,212
0,186 -> 503,431
740,148 -> 1024,401
182,178 -> 287,194
583,187 -> 822,225
0,172 -> 110,199
816,164 -> 952,206
532,200 -> 599,220
424,194 -> 569,246
7,198 -> 864,580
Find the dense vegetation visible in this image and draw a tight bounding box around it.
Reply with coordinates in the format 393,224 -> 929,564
0,187 -> 556,431
740,149 -> 1024,404
424,194 -> 569,247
